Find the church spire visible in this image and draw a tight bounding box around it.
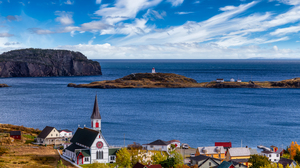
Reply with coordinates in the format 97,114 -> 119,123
91,95 -> 101,119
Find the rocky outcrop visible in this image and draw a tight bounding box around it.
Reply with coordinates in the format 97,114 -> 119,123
0,84 -> 9,87
68,73 -> 199,88
0,48 -> 101,77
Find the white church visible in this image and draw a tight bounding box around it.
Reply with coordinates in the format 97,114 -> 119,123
63,95 -> 119,165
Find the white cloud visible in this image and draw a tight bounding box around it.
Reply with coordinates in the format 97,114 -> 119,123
55,11 -> 74,25
270,25 -> 300,35
194,1 -> 200,4
94,0 -> 162,25
64,0 -> 74,5
167,0 -> 184,6
275,0 -> 300,5
219,5 -> 238,11
0,32 -> 14,37
29,28 -> 54,34
143,9 -> 166,20
96,0 -> 101,4
57,42 -> 300,59
175,12 -> 194,15
273,45 -> 278,51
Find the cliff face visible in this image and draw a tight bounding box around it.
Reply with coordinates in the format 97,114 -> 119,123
0,48 -> 102,77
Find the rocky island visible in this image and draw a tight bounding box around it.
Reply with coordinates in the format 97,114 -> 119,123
68,72 -> 300,89
0,83 -> 9,87
0,48 -> 101,77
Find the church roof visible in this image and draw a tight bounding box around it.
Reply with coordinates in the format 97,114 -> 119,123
71,127 -> 99,147
91,95 -> 101,119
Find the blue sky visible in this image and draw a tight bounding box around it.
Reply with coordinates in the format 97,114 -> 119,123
1,0 -> 300,59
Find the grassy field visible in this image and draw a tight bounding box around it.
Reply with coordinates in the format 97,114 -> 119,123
0,124 -> 76,168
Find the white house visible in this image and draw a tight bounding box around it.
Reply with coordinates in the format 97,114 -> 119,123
152,67 -> 156,73
142,139 -> 171,151
216,79 -> 224,83
237,79 -> 242,82
59,129 -> 73,138
63,95 -> 119,165
37,126 -> 62,145
230,78 -> 235,82
260,151 -> 280,162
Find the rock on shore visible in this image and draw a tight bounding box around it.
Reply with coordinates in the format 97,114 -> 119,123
0,48 -> 102,77
0,84 -> 9,87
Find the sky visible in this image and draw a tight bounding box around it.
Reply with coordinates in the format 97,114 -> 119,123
1,0 -> 300,59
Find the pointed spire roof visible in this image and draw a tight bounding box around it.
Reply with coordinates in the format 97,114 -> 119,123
91,95 -> 101,119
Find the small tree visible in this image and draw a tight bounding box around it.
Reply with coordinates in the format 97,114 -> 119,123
294,150 -> 300,164
116,148 -> 131,168
160,157 -> 176,168
152,152 -> 167,165
248,154 -> 271,168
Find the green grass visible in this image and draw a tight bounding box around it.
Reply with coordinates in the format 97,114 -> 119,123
23,134 -> 36,139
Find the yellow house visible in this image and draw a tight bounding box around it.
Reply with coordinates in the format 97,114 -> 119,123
225,147 -> 251,167
195,146 -> 226,160
37,126 -> 62,145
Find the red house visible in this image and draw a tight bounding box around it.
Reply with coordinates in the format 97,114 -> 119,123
10,131 -> 22,140
215,142 -> 232,149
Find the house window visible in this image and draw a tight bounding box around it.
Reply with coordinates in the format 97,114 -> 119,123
211,154 -> 213,157
277,154 -> 279,157
239,164 -> 241,167
150,145 -> 153,148
56,134 -> 58,136
209,162 -> 211,166
85,157 -> 89,162
219,154 -> 221,158
274,159 -> 276,161
96,151 -> 103,159
110,156 -> 115,160
269,155 -> 271,157
51,134 -> 53,136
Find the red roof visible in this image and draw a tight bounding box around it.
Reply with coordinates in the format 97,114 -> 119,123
215,142 -> 232,148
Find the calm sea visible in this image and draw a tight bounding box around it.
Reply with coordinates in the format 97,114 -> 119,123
1,59 -> 300,149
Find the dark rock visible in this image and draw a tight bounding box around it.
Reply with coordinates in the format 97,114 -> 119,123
0,84 -> 9,87
0,48 -> 102,77
67,83 -> 77,87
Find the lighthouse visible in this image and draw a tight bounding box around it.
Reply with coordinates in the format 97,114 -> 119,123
152,67 -> 155,73
91,95 -> 101,132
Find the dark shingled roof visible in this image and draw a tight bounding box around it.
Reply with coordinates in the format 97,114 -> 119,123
76,150 -> 90,157
37,126 -> 56,139
10,131 -> 21,136
278,158 -> 295,168
91,95 -> 101,119
109,148 -> 120,155
66,143 -> 86,152
218,161 -> 232,168
70,127 -> 99,147
145,139 -> 169,146
190,155 -> 221,163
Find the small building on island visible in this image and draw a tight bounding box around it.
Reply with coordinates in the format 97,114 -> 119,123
230,78 -> 235,82
216,79 -> 224,83
37,126 -> 61,145
152,67 -> 156,73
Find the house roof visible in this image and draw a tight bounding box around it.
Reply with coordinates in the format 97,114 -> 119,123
230,159 -> 249,163
76,150 -> 90,157
10,131 -> 21,136
168,139 -> 180,143
133,162 -> 162,168
37,126 -> 56,139
228,147 -> 250,157
249,149 -> 258,155
91,95 -> 101,119
190,154 -> 221,162
218,161 -> 232,168
65,143 -> 86,152
70,127 -> 99,147
197,146 -> 226,154
215,142 -> 232,148
144,139 -> 169,146
276,148 -> 284,154
278,158 -> 295,168
261,151 -> 276,154
109,148 -> 120,155
229,160 -> 247,168
58,129 -> 72,133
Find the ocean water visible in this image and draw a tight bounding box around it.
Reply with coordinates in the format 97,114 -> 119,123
1,59 -> 300,149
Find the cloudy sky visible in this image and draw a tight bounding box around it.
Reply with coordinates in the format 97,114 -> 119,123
1,0 -> 300,59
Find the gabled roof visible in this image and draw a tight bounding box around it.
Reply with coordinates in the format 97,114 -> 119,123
218,161 -> 233,168
71,127 -> 99,147
10,131 -> 21,136
76,150 -> 90,157
91,95 -> 101,119
276,148 -> 284,154
215,142 -> 232,148
58,129 -> 72,133
228,147 -> 250,157
197,146 -> 226,154
109,148 -> 120,155
261,151 -> 276,154
168,140 -> 180,143
190,154 -> 221,162
249,149 -> 258,155
65,143 -> 86,152
37,126 -> 56,139
144,139 -> 169,146
278,158 -> 296,168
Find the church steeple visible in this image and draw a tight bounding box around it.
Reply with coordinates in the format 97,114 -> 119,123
91,95 -> 101,131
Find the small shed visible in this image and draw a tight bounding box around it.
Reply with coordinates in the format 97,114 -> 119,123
10,131 -> 22,140
237,79 -> 242,82
230,78 -> 235,82
216,79 -> 224,83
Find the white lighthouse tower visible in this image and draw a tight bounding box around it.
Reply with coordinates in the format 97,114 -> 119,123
91,95 -> 101,132
152,67 -> 156,73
